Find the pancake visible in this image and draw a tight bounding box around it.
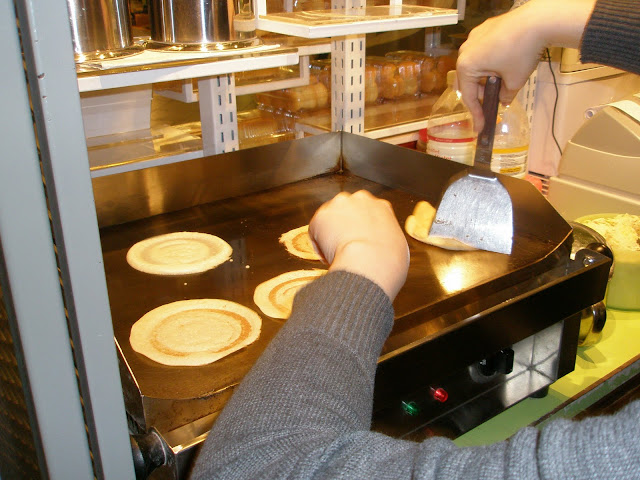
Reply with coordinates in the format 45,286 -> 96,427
405,201 -> 477,251
253,269 -> 327,319
127,231 -> 232,275
279,225 -> 322,261
130,299 -> 261,366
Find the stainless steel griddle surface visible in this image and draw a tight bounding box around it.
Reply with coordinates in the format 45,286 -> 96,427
100,169 -> 569,404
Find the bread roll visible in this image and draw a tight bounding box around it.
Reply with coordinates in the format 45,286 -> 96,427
364,65 -> 380,104
367,57 -> 403,101
397,60 -> 420,96
418,55 -> 456,94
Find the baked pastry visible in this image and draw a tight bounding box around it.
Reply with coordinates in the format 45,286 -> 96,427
130,299 -> 261,366
364,64 -> 380,104
405,201 -> 477,250
396,60 -> 420,96
279,225 -> 322,261
253,269 -> 326,319
126,232 -> 232,275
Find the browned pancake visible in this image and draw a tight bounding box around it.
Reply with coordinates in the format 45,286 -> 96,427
279,225 -> 322,261
127,231 -> 232,275
405,201 -> 477,251
130,299 -> 261,366
253,269 -> 327,319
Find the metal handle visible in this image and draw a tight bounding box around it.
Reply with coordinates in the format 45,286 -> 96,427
474,76 -> 502,169
130,429 -> 170,479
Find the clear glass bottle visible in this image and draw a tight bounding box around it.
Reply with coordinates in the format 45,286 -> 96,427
491,99 -> 530,178
426,70 -> 476,166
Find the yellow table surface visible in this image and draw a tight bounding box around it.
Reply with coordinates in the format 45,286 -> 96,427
455,308 -> 640,447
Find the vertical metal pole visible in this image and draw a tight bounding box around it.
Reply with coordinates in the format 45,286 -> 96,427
457,0 -> 466,21
0,2 -> 94,478
13,0 -> 136,478
425,28 -> 442,50
199,74 -> 240,154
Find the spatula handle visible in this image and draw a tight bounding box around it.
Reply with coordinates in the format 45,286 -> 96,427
475,76 -> 502,169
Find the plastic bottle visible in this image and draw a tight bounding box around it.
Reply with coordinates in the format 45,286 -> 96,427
491,99 -> 530,178
426,70 -> 476,165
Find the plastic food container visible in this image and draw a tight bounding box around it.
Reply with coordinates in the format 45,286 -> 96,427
237,109 -> 294,149
576,213 -> 640,311
311,58 -> 380,104
255,79 -> 329,113
367,56 -> 420,100
384,50 -> 457,96
310,58 -> 332,90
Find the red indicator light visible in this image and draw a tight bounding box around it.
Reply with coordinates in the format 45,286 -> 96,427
430,387 -> 448,403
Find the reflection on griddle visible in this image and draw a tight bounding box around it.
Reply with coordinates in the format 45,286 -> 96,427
427,247 -> 509,295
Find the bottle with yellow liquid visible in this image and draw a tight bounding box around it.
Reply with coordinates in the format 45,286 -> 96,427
491,98 -> 530,178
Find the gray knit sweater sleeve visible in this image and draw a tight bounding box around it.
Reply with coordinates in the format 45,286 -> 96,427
190,271 -> 640,479
580,0 -> 640,74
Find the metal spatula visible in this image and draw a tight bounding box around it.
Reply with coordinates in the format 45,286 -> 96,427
428,76 -> 513,254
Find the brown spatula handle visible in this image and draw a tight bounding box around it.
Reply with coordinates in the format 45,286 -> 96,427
474,76 -> 502,169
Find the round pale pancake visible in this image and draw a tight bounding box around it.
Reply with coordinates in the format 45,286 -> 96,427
279,225 -> 322,261
130,299 -> 261,366
254,269 -> 326,319
405,201 -> 477,251
127,231 -> 232,275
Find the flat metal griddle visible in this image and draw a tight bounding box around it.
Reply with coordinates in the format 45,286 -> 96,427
96,133 -> 580,435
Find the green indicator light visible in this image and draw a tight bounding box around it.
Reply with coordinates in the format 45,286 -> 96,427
401,400 -> 420,416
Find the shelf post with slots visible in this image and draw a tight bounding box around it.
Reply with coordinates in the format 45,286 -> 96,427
198,74 -> 240,154
331,35 -> 366,134
330,0 -> 367,135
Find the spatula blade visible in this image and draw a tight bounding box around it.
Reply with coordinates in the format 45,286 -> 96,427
429,172 -> 513,254
428,76 -> 514,255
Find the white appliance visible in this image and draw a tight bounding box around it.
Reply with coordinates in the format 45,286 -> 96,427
546,92 -> 640,220
528,47 -> 640,179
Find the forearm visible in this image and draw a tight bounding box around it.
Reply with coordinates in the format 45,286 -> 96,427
190,271 -> 399,479
531,0 -> 596,49
506,0 -> 640,72
190,272 -> 538,480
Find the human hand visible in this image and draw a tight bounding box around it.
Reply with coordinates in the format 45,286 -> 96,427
456,0 -> 595,132
308,190 -> 410,301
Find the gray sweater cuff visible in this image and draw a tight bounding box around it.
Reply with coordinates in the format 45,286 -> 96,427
580,0 -> 640,75
289,270 -> 395,366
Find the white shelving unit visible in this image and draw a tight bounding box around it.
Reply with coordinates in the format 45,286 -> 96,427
76,44 -> 299,92
78,44 -> 301,158
81,42 -> 334,177
251,1 -> 461,143
77,2 -> 462,176
154,55 -> 317,102
254,4 -> 458,38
